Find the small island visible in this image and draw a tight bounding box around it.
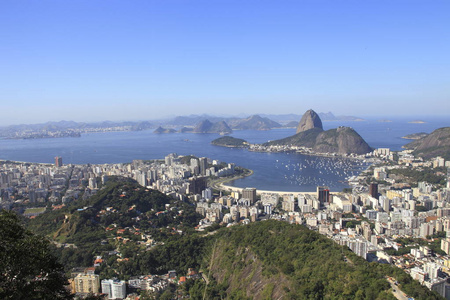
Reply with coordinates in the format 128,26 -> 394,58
153,126 -> 176,134
409,120 -> 426,124
402,132 -> 428,140
377,119 -> 393,123
211,136 -> 249,148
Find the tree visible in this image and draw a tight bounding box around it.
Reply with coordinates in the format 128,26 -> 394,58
0,210 -> 72,299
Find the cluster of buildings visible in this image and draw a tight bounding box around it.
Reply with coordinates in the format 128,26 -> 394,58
69,267 -> 199,299
188,148 -> 450,298
4,148 -> 450,298
0,154 -> 237,214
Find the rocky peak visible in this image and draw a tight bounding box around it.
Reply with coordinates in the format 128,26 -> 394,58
296,109 -> 323,134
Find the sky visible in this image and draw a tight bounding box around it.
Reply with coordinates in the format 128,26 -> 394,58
0,0 -> 449,126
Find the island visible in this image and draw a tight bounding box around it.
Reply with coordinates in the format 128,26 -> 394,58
153,126 -> 176,134
402,132 -> 429,140
211,136 -> 249,148
409,120 -> 426,124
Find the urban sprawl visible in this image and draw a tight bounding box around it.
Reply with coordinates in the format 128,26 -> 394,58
1,147 -> 450,299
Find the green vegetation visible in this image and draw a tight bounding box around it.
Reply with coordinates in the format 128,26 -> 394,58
24,207 -> 47,214
388,167 -> 446,187
191,221 -> 441,299
22,179 -> 444,299
392,235 -> 446,256
27,177 -> 203,274
211,136 -> 249,148
0,210 -> 72,299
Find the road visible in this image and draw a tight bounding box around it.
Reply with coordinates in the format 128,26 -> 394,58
386,277 -> 409,300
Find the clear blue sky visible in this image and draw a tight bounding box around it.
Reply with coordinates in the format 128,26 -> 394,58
1,0 -> 449,125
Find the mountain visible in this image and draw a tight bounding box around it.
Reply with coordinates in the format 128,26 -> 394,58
283,121 -> 299,128
168,114 -> 226,126
260,113 -> 364,123
194,221 -> 441,300
153,126 -> 176,134
318,112 -> 365,122
314,126 -> 372,154
404,127 -> 450,160
266,110 -> 372,155
193,120 -> 232,134
130,121 -> 154,131
179,126 -> 194,133
229,115 -> 281,130
211,136 -> 249,148
297,109 -> 323,133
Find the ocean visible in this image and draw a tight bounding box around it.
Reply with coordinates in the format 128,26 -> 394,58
0,116 -> 448,192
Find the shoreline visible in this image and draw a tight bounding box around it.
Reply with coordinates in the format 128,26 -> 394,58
220,182 -> 317,195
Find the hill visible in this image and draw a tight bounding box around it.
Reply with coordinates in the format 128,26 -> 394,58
153,126 -> 176,134
404,127 -> 450,160
24,185 -> 442,299
193,120 -> 232,134
27,177 -> 202,271
265,110 -> 372,155
211,136 -> 249,148
228,115 -> 281,130
402,132 -> 429,140
189,221 -> 441,299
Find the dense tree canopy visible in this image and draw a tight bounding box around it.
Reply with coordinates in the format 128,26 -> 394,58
0,210 -> 72,299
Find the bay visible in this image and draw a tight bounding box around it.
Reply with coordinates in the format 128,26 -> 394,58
0,116 -> 448,192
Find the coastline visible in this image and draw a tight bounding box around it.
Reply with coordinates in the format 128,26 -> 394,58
220,182 -> 317,196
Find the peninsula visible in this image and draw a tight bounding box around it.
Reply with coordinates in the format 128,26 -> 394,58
264,109 -> 372,155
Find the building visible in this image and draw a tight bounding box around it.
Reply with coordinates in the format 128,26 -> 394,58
242,188 -> 257,205
199,157 -> 208,176
101,279 -> 127,299
74,273 -> 100,294
187,177 -> 207,195
55,156 -> 63,167
369,183 -> 378,199
317,186 -> 330,205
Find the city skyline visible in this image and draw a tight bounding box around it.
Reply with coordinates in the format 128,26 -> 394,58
1,0 -> 449,126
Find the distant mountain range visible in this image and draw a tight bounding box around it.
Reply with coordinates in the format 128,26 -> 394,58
192,120 -> 233,134
0,112 -> 364,138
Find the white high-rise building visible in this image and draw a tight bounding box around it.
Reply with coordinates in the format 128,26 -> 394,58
101,279 -> 126,299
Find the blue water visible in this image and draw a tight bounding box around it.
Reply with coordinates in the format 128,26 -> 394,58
0,117 -> 448,192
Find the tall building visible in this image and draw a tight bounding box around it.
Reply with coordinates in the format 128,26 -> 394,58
317,186 -> 330,205
242,188 -> 257,204
369,183 -> 378,199
187,177 -> 207,195
55,156 -> 63,167
74,273 -> 100,294
101,279 -> 127,299
199,157 -> 208,176
447,168 -> 450,189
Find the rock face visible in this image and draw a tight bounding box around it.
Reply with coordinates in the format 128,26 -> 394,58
193,120 -> 232,134
404,127 -> 450,159
265,110 -> 372,155
314,127 -> 372,154
296,109 -> 323,133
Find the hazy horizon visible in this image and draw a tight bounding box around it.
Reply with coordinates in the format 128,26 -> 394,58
1,1 -> 449,126
1,111 -> 449,128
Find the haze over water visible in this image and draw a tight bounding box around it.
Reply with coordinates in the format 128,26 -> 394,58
0,117 -> 448,192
